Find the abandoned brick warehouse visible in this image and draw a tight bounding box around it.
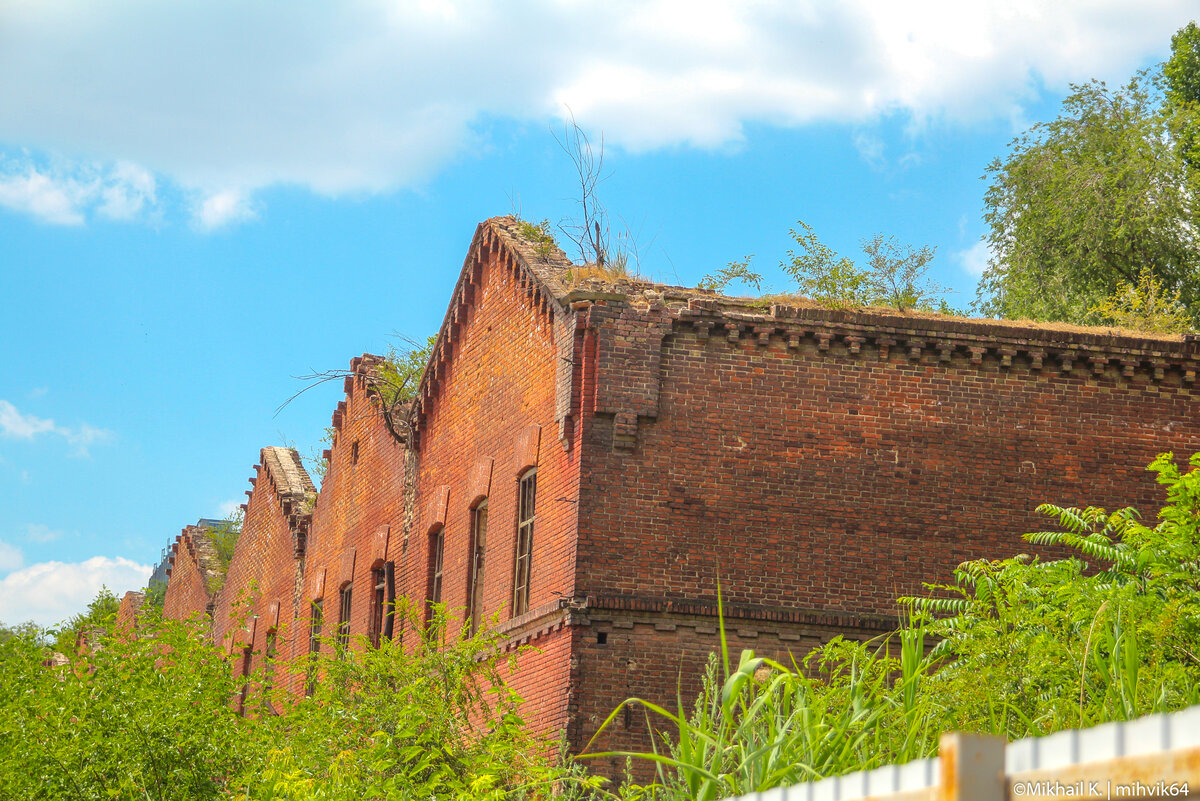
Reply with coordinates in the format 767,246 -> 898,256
150,215 -> 1200,765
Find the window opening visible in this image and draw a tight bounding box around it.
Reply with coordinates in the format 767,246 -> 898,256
512,471 -> 536,617
466,500 -> 488,634
336,584 -> 352,653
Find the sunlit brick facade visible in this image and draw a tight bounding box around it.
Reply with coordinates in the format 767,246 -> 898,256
162,216 -> 1200,769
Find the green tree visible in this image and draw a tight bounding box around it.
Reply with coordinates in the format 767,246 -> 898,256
1165,21 -> 1200,170
977,60 -> 1200,326
782,221 -> 951,312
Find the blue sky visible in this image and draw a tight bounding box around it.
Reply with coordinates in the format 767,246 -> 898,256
1,1 -> 1195,627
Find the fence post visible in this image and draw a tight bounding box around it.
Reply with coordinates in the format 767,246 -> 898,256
938,732 -> 1006,801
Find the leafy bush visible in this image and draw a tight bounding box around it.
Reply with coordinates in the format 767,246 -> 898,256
0,602 -> 593,800
0,609 -> 258,800
243,602 -> 598,800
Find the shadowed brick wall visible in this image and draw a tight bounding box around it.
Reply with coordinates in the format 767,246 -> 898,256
570,299 -> 1200,762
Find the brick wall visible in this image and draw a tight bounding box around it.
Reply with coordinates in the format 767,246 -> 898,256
162,525 -> 220,624
303,356 -> 406,669
210,446 -> 314,699
407,229 -> 583,740
150,217 -> 1200,777
569,298 -> 1200,763
115,590 -> 144,633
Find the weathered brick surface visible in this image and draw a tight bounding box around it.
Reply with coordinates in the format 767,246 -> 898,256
156,216 -> 1200,774
405,227 -> 583,740
303,356 -> 406,671
210,446 -> 314,697
115,590 -> 144,633
162,525 -> 221,624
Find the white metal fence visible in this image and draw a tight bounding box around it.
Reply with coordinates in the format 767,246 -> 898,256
721,704 -> 1200,801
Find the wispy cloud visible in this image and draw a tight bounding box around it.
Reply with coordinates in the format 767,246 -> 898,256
217,498 -> 244,518
0,556 -> 151,628
958,239 -> 994,277
193,188 -> 255,231
0,158 -> 157,226
0,400 -> 114,457
853,133 -> 885,170
24,524 -> 63,544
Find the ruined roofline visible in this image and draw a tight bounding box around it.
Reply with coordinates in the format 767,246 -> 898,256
164,524 -> 224,599
327,353 -> 404,448
249,446 -> 315,552
260,446 -> 316,501
410,216 -> 575,434
409,217 -> 1200,432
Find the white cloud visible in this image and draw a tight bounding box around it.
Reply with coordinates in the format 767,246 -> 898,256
958,239 -> 995,277
0,400 -> 56,439
0,540 -> 23,574
0,158 -> 159,226
853,133 -> 885,169
0,400 -> 114,457
0,0 -> 1191,208
0,556 -> 152,628
0,168 -> 87,224
193,188 -> 255,231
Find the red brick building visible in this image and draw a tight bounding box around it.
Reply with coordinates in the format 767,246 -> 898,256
163,216 -> 1200,764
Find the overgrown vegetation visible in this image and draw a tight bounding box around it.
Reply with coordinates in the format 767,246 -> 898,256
5,453 -> 1200,800
698,221 -> 955,314
0,601 -> 597,801
206,513 -> 244,595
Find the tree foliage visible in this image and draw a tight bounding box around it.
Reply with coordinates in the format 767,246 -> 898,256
977,43 -> 1200,327
781,221 -> 951,312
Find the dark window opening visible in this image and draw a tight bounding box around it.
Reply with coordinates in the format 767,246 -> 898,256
427,527 -> 444,625
336,585 -> 352,654
370,566 -> 388,648
306,600 -> 323,696
512,471 -> 536,617
596,631 -> 608,645
351,440 -> 360,464
263,630 -> 278,697
237,646 -> 252,715
466,500 -> 488,635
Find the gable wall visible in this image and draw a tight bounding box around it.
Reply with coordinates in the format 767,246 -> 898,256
409,243 -> 582,740
162,528 -> 216,625
303,362 -> 407,670
209,454 -> 308,700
